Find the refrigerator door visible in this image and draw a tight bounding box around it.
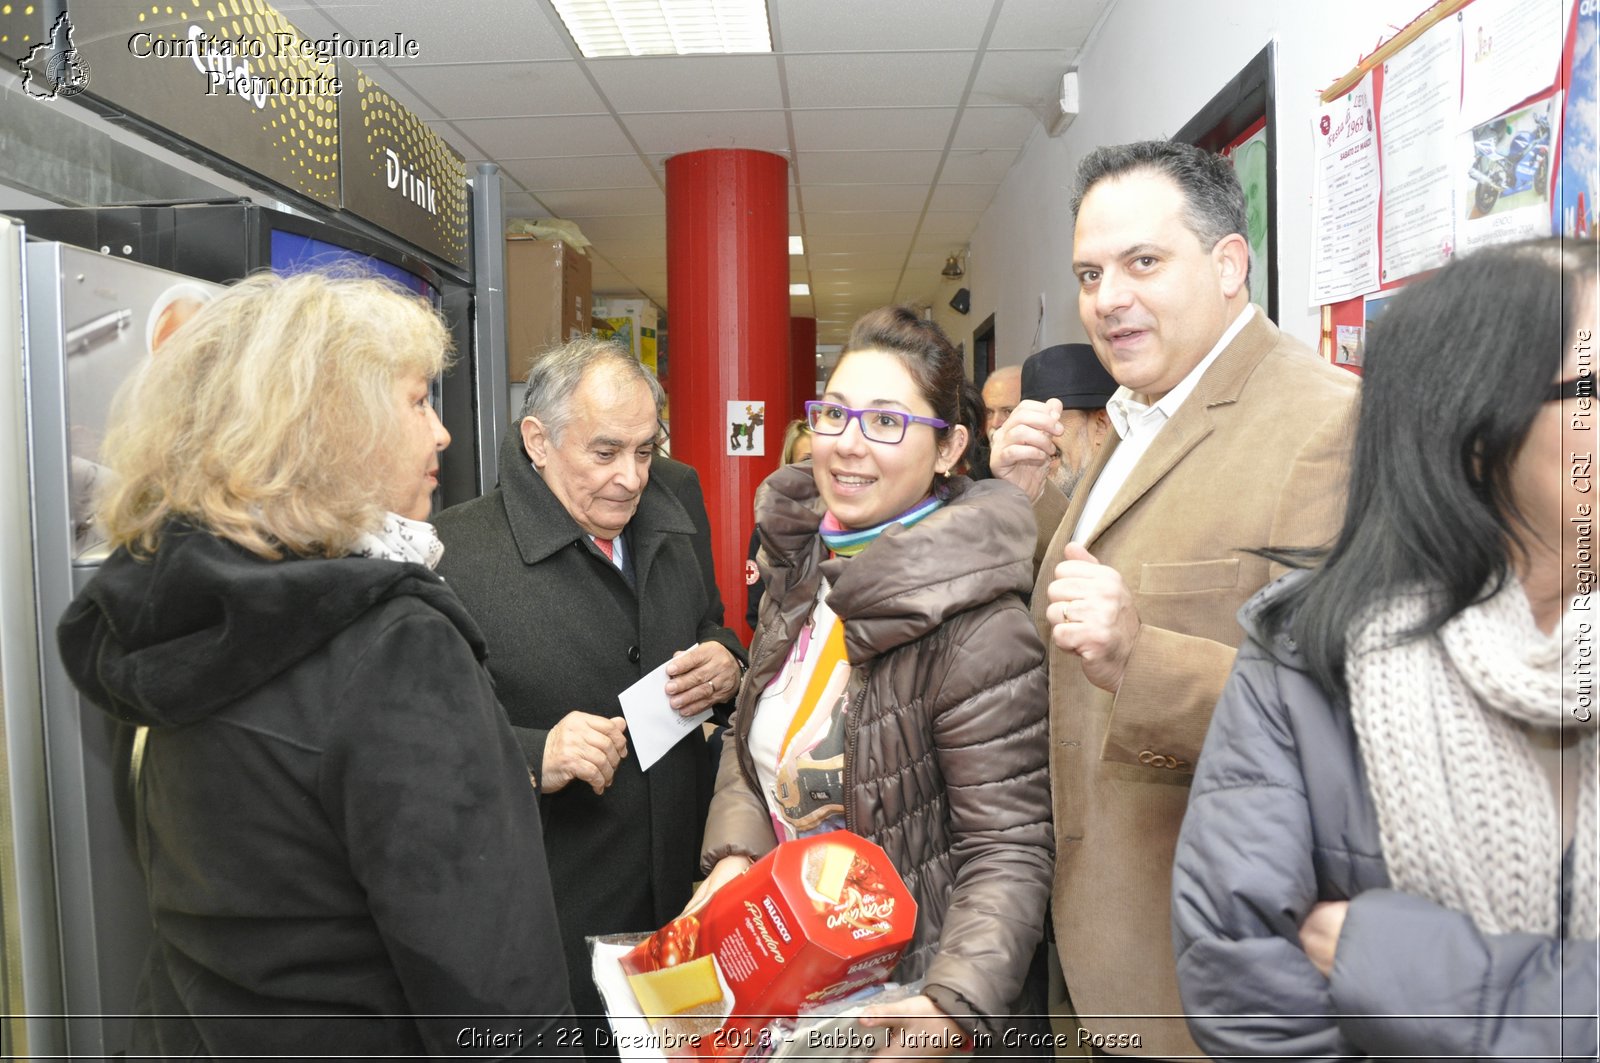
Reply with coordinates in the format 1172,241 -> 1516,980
23,241 -> 222,1058
0,218 -> 67,1060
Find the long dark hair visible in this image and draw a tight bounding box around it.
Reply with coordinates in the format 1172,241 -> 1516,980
1261,237 -> 1594,695
837,307 -> 982,474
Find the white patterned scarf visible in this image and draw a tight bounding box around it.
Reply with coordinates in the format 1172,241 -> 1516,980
1347,577 -> 1597,939
350,512 -> 445,570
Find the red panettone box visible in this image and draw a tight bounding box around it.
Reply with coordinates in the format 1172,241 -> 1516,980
618,831 -> 916,1056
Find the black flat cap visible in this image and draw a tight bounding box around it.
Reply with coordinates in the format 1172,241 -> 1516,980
1021,343 -> 1118,410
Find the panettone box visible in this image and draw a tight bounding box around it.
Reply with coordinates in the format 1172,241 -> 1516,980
603,831 -> 916,1058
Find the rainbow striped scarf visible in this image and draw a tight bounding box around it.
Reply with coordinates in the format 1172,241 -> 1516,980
818,494 -> 944,557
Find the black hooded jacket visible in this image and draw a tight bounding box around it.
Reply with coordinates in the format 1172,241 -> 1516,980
58,524 -> 576,1060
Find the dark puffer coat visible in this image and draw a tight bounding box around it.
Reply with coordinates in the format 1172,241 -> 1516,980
701,465 -> 1053,1038
1172,571 -> 1598,1060
56,524 -> 575,1060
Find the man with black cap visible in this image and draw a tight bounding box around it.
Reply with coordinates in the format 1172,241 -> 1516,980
1020,343 -> 1116,500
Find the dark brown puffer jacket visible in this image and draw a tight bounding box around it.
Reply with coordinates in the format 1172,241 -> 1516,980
701,464 -> 1053,1037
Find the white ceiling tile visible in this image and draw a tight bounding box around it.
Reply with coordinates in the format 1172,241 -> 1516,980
811,273 -> 907,290
894,282 -> 942,305
987,0 -> 1105,52
805,212 -> 923,236
797,151 -> 942,184
309,0 -> 576,63
605,241 -> 668,261
627,111 -> 790,155
448,115 -> 635,158
502,190 -> 545,217
595,286 -> 650,300
939,148 -> 1020,184
784,52 -> 973,109
812,256 -> 915,273
800,184 -> 929,212
951,106 -> 1041,150
575,216 -> 667,243
928,183 -> 999,212
806,235 -> 913,256
277,2 -> 340,37
913,232 -> 967,255
905,251 -> 949,270
970,49 -> 1074,111
791,108 -> 958,152
500,155 -> 659,190
772,0 -> 996,52
423,121 -> 486,159
392,62 -> 603,119
918,210 -> 984,235
619,271 -> 668,291
536,187 -> 666,218
593,55 -> 784,113
808,251 -> 914,271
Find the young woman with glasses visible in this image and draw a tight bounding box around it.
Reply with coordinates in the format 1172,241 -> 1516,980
690,306 -> 1053,1055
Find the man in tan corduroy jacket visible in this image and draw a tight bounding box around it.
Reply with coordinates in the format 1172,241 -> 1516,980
992,141 -> 1359,1059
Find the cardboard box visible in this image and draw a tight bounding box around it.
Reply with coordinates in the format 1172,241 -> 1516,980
505,236 -> 591,383
602,832 -> 916,1058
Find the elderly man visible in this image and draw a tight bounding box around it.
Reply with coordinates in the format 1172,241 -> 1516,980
981,363 -> 1022,437
434,339 -> 744,1053
992,141 -> 1358,1058
1020,342 -> 1115,500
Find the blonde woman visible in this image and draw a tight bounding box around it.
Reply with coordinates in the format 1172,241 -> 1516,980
57,272 -> 575,1059
745,419 -> 815,629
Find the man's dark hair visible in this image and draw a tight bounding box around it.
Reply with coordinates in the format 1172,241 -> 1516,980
1259,237 -> 1595,695
1072,140 -> 1251,287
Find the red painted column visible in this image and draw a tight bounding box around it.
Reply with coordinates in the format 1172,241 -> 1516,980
789,315 -> 818,423
665,149 -> 790,647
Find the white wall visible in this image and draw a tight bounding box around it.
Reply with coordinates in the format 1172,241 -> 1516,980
960,0 -> 1435,368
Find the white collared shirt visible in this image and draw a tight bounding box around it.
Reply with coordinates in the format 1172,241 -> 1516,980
1070,304 -> 1256,543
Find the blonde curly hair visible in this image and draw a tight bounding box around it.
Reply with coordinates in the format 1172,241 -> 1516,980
96,270 -> 452,559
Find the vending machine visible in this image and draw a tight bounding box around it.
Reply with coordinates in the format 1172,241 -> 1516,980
11,201 -> 488,506
5,235 -> 224,1057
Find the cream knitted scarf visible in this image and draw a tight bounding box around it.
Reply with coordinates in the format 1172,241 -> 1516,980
1347,577 -> 1597,939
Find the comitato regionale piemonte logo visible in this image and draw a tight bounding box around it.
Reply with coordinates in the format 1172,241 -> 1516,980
20,12 -> 91,100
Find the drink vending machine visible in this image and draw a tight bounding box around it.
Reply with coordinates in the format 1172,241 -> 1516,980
0,229 -> 225,1057
0,181 -> 510,1057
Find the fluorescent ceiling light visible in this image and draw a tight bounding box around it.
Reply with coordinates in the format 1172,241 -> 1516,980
789,283 -> 810,295
788,235 -> 804,255
551,0 -> 773,58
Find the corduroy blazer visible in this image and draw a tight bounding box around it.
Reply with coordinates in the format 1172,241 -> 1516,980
1029,309 -> 1359,1059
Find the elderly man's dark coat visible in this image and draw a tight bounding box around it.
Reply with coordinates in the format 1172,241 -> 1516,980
433,430 -> 743,1031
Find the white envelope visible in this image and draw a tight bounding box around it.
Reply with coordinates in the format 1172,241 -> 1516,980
618,657 -> 713,771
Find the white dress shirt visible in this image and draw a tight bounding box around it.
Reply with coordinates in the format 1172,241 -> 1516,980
1070,304 -> 1257,543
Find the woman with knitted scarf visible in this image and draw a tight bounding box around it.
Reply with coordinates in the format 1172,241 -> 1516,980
1172,237 -> 1597,1059
693,307 -> 1053,1054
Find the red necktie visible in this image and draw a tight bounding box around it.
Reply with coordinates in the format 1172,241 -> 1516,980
594,537 -> 615,562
